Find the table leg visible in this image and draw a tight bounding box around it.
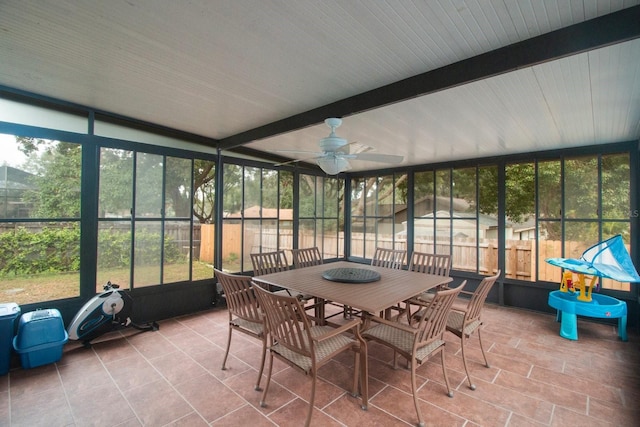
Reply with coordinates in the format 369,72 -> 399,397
558,310 -> 578,340
316,297 -> 326,325
360,312 -> 373,331
618,315 -> 628,342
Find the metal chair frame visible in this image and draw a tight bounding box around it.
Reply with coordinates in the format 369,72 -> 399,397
215,268 -> 266,391
253,284 -> 368,427
362,282 -> 465,427
446,271 -> 501,390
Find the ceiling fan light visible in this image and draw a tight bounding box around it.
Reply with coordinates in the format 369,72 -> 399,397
317,157 -> 350,175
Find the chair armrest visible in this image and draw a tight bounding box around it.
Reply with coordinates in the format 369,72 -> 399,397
408,296 -> 432,306
312,318 -> 362,342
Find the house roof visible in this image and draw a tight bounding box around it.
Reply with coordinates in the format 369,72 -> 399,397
0,165 -> 34,190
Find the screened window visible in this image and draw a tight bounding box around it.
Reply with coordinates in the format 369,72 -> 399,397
221,163 -> 293,273
414,166 -> 498,274
192,159 -> 216,280
350,173 -> 407,260
298,174 -> 344,259
538,154 -> 632,290
97,149 -> 196,291
0,134 -> 81,304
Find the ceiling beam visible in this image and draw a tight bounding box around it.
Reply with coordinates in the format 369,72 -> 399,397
218,6 -> 640,151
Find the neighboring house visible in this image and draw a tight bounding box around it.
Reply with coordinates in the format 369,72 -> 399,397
0,164 -> 35,218
399,210 -> 537,241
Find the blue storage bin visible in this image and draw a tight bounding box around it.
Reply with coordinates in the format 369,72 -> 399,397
13,309 -> 68,369
0,303 -> 21,375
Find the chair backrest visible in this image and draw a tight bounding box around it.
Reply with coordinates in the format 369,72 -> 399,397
214,268 -> 262,323
464,270 -> 500,323
292,247 -> 323,269
252,283 -> 314,358
251,250 -> 290,276
415,281 -> 466,344
408,252 -> 451,276
371,247 -> 406,270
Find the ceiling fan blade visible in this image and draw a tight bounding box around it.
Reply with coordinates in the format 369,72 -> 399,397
274,149 -> 322,156
274,154 -> 322,167
273,158 -> 302,167
336,141 -> 374,155
351,153 -> 404,163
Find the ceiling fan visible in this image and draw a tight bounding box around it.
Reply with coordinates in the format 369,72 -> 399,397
276,118 -> 403,174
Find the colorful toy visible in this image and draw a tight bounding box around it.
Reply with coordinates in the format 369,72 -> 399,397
545,235 -> 639,340
559,271 -> 598,302
547,234 -> 640,299
548,290 -> 627,341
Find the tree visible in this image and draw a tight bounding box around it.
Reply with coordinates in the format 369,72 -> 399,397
19,137 -> 81,218
193,159 -> 216,223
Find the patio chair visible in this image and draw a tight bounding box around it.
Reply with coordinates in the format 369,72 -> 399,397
407,251 -> 451,276
371,247 -> 406,270
371,247 -> 407,318
252,284 -> 368,427
251,250 -> 310,301
291,246 -> 323,268
404,252 -> 452,322
362,281 -> 465,427
445,270 -> 500,390
293,246 -> 351,320
214,268 -> 266,391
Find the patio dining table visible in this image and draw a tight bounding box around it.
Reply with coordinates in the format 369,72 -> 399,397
252,260 -> 453,323
253,260 -> 452,410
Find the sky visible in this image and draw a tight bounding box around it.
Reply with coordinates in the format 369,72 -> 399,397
0,133 -> 27,167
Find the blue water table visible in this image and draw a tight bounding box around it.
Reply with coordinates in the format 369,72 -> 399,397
548,289 -> 627,341
546,235 -> 639,341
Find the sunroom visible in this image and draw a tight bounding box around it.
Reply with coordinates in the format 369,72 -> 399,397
1,2 -> 639,425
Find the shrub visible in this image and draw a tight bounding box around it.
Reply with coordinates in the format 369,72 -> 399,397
0,224 -> 183,277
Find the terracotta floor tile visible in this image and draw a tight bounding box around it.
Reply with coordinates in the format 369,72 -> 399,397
3,303 -> 637,426
324,393 -> 408,427
267,397 -> 343,427
529,365 -> 622,404
126,329 -> 177,359
495,370 -> 588,414
173,373 -> 246,423
10,386 -> 73,427
89,336 -> 141,364
550,405 -> 615,427
164,411 -> 209,426
123,378 -> 193,426
372,385 -> 467,426
418,380 -> 511,426
459,377 -> 553,424
148,349 -> 208,385
7,364 -> 62,399
67,382 -> 137,426
270,364 -> 349,409
210,404 -> 274,426
104,353 -> 162,391
0,391 -> 9,426
160,327 -> 219,355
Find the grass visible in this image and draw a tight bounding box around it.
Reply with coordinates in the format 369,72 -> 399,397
0,262 -> 215,305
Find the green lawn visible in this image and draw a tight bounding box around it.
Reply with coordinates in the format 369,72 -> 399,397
0,262 -> 214,305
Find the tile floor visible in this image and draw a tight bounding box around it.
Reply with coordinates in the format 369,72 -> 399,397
1,302 -> 638,426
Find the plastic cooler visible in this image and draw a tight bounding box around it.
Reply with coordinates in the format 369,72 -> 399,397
0,303 -> 21,375
13,309 -> 68,369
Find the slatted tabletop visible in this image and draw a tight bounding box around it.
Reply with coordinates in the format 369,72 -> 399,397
253,261 -> 452,314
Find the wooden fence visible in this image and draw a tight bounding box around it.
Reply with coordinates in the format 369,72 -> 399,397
198,225 -> 630,291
